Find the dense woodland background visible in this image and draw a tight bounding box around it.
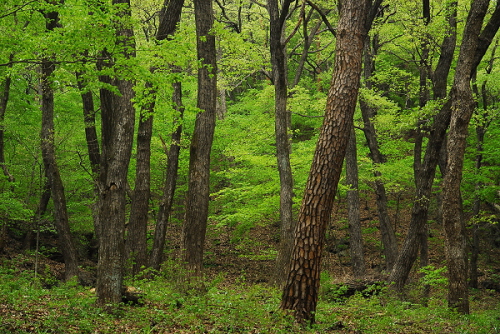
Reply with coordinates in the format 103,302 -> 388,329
1,0 -> 500,332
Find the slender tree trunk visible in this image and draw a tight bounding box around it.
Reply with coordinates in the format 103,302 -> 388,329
126,87 -> 153,276
146,0 -> 185,271
359,35 -> 398,270
267,0 -> 294,287
150,80 -> 184,271
40,9 -> 79,282
346,126 -> 365,278
388,1 -> 458,292
280,0 -> 367,323
96,0 -> 136,305
75,70 -> 101,242
181,0 -> 217,275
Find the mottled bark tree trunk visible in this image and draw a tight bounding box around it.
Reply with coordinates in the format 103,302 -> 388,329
442,0 -> 490,314
346,126 -> 366,278
267,0 -> 295,287
96,0 -> 136,306
181,0 -> 217,275
40,9 -> 79,282
280,0 -> 367,323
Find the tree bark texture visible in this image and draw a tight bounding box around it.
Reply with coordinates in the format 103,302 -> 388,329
40,9 -> 79,282
280,0 -> 367,323
441,0 -> 490,314
346,126 -> 366,278
267,0 -> 295,287
181,0 -> 217,275
96,0 -> 136,305
359,36 -> 398,270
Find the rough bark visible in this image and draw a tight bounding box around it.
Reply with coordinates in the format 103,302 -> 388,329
40,9 -> 79,282
346,126 -> 366,278
267,0 -> 295,287
181,0 -> 217,275
96,0 -> 136,306
442,0 -> 490,314
280,0 -> 367,323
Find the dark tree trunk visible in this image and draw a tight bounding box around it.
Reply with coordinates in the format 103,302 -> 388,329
359,35 -> 398,270
389,2 -> 458,293
40,9 -> 79,282
75,70 -> 101,242
267,0 -> 295,287
150,80 -> 184,271
280,0 -> 368,323
96,0 -> 136,306
442,0 -> 490,314
346,126 -> 366,278
181,0 -> 217,275
146,0 -> 185,271
126,87 -> 153,276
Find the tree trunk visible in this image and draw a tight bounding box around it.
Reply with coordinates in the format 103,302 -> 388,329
442,0 -> 490,314
150,80 -> 184,271
181,0 -> 217,275
126,86 -> 153,276
267,0 -> 295,287
359,35 -> 398,270
149,0 -> 185,271
40,9 -> 79,282
280,0 -> 367,323
96,0 -> 136,306
75,70 -> 101,242
388,1 -> 458,293
346,126 -> 366,278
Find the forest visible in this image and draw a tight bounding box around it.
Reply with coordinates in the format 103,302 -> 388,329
0,0 -> 500,332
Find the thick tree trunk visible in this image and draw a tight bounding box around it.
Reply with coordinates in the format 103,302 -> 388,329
442,0 -> 490,314
181,0 -> 217,275
346,126 -> 366,278
96,0 -> 136,306
40,9 -> 79,282
280,0 -> 367,323
267,0 -> 295,287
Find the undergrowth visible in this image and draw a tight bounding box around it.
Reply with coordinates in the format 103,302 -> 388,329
0,256 -> 499,333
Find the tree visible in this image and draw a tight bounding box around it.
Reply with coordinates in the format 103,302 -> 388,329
181,0 -> 217,275
39,5 -> 79,282
280,0 -> 381,323
148,0 -> 186,272
267,0 -> 294,287
345,126 -> 366,278
96,0 -> 136,305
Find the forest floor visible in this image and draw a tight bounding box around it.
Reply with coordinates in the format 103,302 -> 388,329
1,199 -> 500,333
